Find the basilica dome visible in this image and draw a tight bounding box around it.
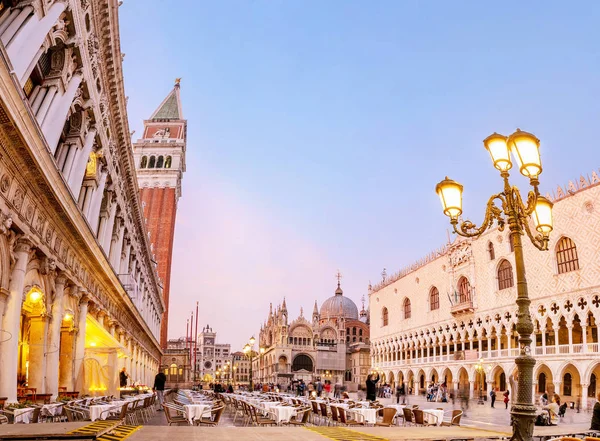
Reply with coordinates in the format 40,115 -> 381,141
320,283 -> 359,320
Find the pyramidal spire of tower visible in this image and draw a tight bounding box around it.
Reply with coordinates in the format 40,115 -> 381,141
313,300 -> 319,315
281,297 -> 287,312
150,78 -> 183,120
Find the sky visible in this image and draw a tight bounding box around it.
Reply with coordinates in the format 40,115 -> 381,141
119,1 -> 600,351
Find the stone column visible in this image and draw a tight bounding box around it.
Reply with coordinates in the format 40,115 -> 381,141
68,128 -> 97,198
0,9 -> 22,37
88,169 -> 107,232
109,218 -> 124,270
554,327 -> 560,353
107,349 -> 119,397
36,85 -> 58,124
553,381 -> 562,397
581,384 -> 589,410
73,297 -> 89,393
582,326 -> 588,353
0,238 -> 33,402
119,240 -> 132,275
487,337 -> 492,357
0,6 -> 33,46
45,273 -> 67,398
101,199 -> 117,253
61,142 -> 80,181
567,325 -> 573,353
42,73 -> 83,153
28,314 -> 50,392
541,328 -> 546,354
469,380 -> 475,399
8,3 -> 66,82
30,86 -> 47,114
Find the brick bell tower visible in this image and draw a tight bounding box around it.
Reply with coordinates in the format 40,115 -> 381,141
133,79 -> 186,348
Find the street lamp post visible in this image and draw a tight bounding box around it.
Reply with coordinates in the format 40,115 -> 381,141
436,129 -> 553,441
243,336 -> 257,391
475,359 -> 488,405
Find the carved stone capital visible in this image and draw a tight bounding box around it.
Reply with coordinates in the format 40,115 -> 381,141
14,237 -> 34,254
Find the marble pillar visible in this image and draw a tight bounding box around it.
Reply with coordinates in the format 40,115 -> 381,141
73,297 -> 89,393
68,128 -> 97,198
46,273 -> 67,396
0,238 -> 33,402
28,315 -> 49,392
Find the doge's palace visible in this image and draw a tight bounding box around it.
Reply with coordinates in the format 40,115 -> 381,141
0,0 -> 165,402
370,172 -> 600,409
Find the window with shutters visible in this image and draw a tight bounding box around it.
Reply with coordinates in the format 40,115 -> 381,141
429,287 -> 439,310
498,260 -> 514,290
556,237 -> 579,274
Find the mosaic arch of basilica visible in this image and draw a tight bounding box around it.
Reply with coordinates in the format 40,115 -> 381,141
0,0 -> 170,402
370,173 -> 600,410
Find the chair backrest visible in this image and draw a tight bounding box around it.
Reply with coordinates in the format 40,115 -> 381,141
402,407 -> 413,422
120,402 -> 130,419
319,402 -> 328,417
338,407 -> 348,424
413,409 -> 424,425
300,407 -> 311,423
162,404 -> 175,424
311,401 -> 319,414
0,414 -> 8,424
212,406 -> 225,424
30,407 -> 41,423
330,405 -> 339,423
451,409 -> 463,425
381,408 -> 396,425
412,405 -> 419,409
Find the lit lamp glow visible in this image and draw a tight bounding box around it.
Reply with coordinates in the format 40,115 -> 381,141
64,311 -> 73,321
484,133 -> 511,172
436,177 -> 463,221
531,196 -> 553,236
507,129 -> 542,179
28,287 -> 42,303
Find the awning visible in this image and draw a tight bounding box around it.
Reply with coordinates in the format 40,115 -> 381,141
85,316 -> 131,359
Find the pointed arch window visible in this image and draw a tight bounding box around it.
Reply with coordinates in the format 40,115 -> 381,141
458,277 -> 471,303
382,308 -> 389,327
403,299 -> 411,319
498,260 -> 514,290
538,372 -> 546,393
556,237 -> 579,274
148,156 -> 156,168
563,373 -> 572,396
156,156 -> 164,168
165,156 -> 172,168
140,156 -> 148,168
429,287 -> 439,311
488,242 -> 495,260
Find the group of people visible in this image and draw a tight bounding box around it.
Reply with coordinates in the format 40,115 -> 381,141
489,388 -> 510,409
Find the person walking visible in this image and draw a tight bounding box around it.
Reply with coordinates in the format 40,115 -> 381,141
334,383 -> 341,399
490,388 -> 496,408
366,373 -> 380,401
153,370 -> 167,411
590,392 -> 600,430
119,367 -> 129,388
503,389 -> 510,409
396,384 -> 402,404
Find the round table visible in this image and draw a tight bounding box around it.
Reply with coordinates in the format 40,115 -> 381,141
350,408 -> 377,424
183,404 -> 211,424
271,406 -> 297,424
423,409 -> 445,426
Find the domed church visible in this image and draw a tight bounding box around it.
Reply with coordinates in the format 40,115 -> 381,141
256,276 -> 371,390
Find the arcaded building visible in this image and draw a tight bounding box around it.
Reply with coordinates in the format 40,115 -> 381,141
0,0 -> 168,401
370,171 -> 600,409
256,280 -> 371,390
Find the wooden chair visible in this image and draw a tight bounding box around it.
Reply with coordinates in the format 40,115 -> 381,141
413,409 -> 437,426
376,408 -> 397,426
310,400 -> 320,424
319,402 -> 330,425
196,405 -> 225,426
287,407 -> 311,426
162,403 -> 189,426
441,409 -> 463,426
338,408 -> 364,426
249,405 -> 277,426
103,402 -> 130,423
402,407 -> 414,426
329,405 -> 339,425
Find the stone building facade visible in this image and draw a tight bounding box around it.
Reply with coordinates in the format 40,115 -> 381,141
370,171 -> 600,409
132,84 -> 186,348
256,281 -> 371,390
231,351 -> 251,386
163,337 -> 191,387
0,0 -> 165,401
193,324 -> 231,383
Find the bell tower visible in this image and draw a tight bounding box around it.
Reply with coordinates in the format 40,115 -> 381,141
132,79 -> 186,348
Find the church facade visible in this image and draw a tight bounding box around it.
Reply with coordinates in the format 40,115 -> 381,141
256,281 -> 371,390
370,172 -> 600,410
0,0 -> 169,401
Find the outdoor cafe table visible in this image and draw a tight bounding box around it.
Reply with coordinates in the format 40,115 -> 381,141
385,404 -> 406,412
271,406 -> 297,424
183,404 -> 211,424
13,408 -> 34,424
350,407 -> 377,424
423,408 -> 445,426
89,401 -> 127,421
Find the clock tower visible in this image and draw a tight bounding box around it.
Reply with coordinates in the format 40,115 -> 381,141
132,80 -> 186,348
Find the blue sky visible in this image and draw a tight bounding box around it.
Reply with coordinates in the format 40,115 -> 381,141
120,1 -> 600,350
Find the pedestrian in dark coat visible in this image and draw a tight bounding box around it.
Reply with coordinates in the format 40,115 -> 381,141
366,373 -> 380,401
591,393 -> 600,430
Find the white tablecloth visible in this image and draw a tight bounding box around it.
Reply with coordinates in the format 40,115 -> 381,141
13,408 -> 34,424
385,404 -> 405,413
423,409 -> 444,426
271,406 -> 297,423
351,408 -> 377,424
183,404 -> 210,424
90,402 -> 127,421
331,403 -> 350,409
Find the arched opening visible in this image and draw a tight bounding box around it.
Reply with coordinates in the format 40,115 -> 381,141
488,241 -> 495,260
429,287 -> 439,311
536,363 -> 554,395
560,363 -> 581,397
140,156 -> 148,168
148,156 -> 156,168
388,371 -> 395,389
156,155 -> 164,168
457,367 -> 469,392
278,356 -> 287,374
291,354 -> 314,372
403,299 -> 411,319
382,307 -> 389,326
457,277 -> 471,303
556,237 -> 579,274
497,259 -> 514,290
164,156 -> 172,168
430,368 -> 438,384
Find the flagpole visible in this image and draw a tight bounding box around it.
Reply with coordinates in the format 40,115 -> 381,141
194,302 -> 199,382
